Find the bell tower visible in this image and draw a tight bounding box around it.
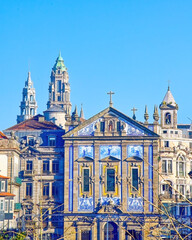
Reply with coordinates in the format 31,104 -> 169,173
159,86 -> 178,129
47,53 -> 72,116
17,72 -> 38,123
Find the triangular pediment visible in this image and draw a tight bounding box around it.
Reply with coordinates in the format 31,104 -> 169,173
63,107 -> 158,138
21,146 -> 40,154
76,156 -> 94,162
100,156 -> 120,162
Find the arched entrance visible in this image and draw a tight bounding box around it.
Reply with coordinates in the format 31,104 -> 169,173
104,222 -> 118,240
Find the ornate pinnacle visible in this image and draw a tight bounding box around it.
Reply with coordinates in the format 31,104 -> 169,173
153,105 -> 159,122
144,105 -> 149,123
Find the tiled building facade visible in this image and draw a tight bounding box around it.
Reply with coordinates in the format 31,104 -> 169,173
1,53 -> 192,239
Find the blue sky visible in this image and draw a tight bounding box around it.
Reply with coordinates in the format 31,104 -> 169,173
0,0 -> 192,130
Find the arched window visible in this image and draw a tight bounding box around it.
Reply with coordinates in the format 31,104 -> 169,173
165,112 -> 171,125
30,95 -> 34,101
104,222 -> 118,240
176,155 -> 185,177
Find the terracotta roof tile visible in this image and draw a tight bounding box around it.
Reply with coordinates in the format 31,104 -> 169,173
0,192 -> 15,197
6,114 -> 62,131
0,132 -> 8,139
0,175 -> 9,179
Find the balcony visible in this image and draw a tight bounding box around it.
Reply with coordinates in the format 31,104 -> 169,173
159,147 -> 174,153
14,203 -> 21,211
23,170 -> 36,177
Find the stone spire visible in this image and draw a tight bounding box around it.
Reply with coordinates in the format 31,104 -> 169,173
153,105 -> 159,123
47,52 -> 72,117
80,104 -> 84,119
160,86 -> 178,108
72,105 -> 78,121
17,72 -> 38,123
144,105 -> 149,123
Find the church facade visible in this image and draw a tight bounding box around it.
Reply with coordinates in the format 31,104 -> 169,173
62,106 -> 159,240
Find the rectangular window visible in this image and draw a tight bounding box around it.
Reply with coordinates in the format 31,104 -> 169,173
100,122 -> 105,132
52,161 -> 59,173
164,141 -> 169,147
43,161 -> 50,173
43,183 -> 49,197
48,136 -> 56,146
83,168 -> 90,192
4,200 -> 8,212
179,162 -> 184,177
1,181 -> 5,192
0,200 -> 4,211
106,168 -> 115,192
163,130 -> 167,134
162,160 -> 167,173
117,121 -> 121,131
26,161 -> 33,171
168,160 -> 172,173
179,185 -> 185,198
57,80 -> 61,92
10,200 -> 13,212
26,183 -> 32,197
132,168 -> 139,191
81,230 -> 91,240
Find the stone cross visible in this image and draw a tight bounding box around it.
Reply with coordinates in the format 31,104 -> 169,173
107,91 -> 115,107
131,107 -> 137,120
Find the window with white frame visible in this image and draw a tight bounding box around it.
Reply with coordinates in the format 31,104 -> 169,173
177,185 -> 185,199
48,136 -> 56,146
161,180 -> 172,195
0,200 -> 4,211
9,200 -> 14,212
176,155 -> 186,177
1,181 -> 5,192
162,159 -> 172,174
4,200 -> 8,212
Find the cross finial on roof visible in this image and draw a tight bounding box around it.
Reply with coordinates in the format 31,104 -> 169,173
168,80 -> 171,91
131,107 -> 137,120
107,91 -> 115,107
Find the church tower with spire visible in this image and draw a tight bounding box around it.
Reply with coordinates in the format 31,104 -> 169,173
47,53 -> 72,117
159,86 -> 178,129
17,72 -> 37,123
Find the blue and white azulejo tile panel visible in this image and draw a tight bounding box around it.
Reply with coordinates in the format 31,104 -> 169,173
127,197 -> 143,212
79,145 -> 94,158
78,118 -> 102,136
127,145 -> 143,159
78,197 -> 93,211
100,197 -> 120,206
100,145 -> 121,160
119,117 -> 145,136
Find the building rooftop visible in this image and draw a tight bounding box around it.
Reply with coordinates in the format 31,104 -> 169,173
5,114 -> 63,131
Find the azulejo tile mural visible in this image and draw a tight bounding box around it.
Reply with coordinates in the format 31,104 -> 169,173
127,145 -> 143,159
79,145 -> 94,158
127,197 -> 144,212
78,197 -> 93,211
78,118 -> 102,136
100,197 -> 120,206
119,117 -> 145,136
100,145 -> 121,159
